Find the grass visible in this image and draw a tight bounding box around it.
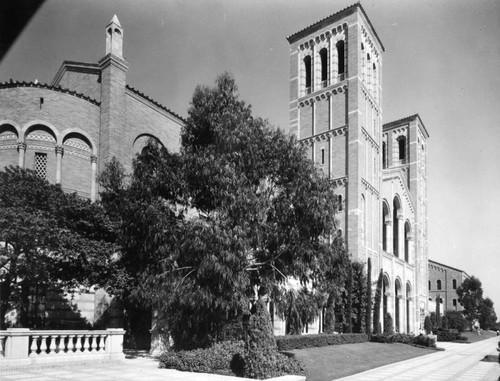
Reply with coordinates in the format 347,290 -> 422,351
289,342 -> 434,381
459,330 -> 497,343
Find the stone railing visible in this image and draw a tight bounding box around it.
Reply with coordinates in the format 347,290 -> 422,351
0,328 -> 125,368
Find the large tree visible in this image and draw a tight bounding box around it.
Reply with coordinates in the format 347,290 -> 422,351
457,276 -> 483,321
478,297 -> 497,330
100,73 -> 343,348
0,166 -> 116,329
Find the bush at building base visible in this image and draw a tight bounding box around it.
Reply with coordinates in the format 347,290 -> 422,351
370,333 -> 436,348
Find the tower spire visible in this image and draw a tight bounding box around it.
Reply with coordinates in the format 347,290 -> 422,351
105,14 -> 123,58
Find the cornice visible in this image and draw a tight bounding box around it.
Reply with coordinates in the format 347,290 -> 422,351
361,177 -> 379,198
382,169 -> 415,214
298,125 -> 347,147
297,23 -> 348,52
0,80 -> 100,106
51,61 -> 100,86
361,127 -> 379,152
126,85 -> 186,125
298,83 -> 348,107
360,82 -> 380,113
98,53 -> 129,72
330,176 -> 348,188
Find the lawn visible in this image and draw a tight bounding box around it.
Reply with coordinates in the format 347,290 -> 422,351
460,330 -> 497,343
289,342 -> 434,381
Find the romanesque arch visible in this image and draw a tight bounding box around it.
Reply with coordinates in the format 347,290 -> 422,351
132,133 -> 164,156
62,132 -> 94,198
22,123 -> 58,183
395,277 -> 402,332
0,122 -> 20,167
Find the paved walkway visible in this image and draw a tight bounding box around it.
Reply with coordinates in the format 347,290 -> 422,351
1,338 -> 498,381
335,336 -> 500,381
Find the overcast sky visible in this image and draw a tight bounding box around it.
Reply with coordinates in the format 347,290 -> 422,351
1,0 -> 499,318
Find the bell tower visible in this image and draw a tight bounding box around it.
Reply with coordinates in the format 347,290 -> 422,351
98,15 -> 128,172
287,4 -> 385,264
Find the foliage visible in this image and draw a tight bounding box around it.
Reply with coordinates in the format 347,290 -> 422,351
0,166 -> 116,328
478,297 -> 497,330
456,276 -> 483,321
275,287 -> 320,335
159,340 -> 244,375
365,258 -> 372,338
243,298 -> 306,379
99,73 -> 343,348
373,269 -> 383,334
424,316 -> 432,334
370,333 -> 436,348
276,333 -> 368,351
444,311 -> 468,332
435,330 -> 467,342
384,312 -> 394,334
442,316 -> 449,330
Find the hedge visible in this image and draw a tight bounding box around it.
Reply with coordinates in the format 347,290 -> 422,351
370,333 -> 436,348
275,333 -> 368,351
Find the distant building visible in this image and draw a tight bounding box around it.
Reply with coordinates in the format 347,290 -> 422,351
285,3 -> 429,334
428,259 -> 469,313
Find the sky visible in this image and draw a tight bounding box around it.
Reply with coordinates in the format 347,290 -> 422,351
1,0 -> 499,318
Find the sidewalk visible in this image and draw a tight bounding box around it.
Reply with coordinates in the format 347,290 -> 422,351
335,336 -> 500,381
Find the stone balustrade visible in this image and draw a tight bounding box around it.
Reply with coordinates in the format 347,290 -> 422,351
0,328 -> 125,368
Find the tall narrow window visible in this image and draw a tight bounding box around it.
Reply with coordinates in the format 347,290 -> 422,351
453,279 -> 457,289
382,141 -> 387,169
338,195 -> 343,211
428,280 -> 431,290
321,148 -> 325,165
34,152 -> 47,179
398,136 -> 406,161
320,48 -> 328,87
393,197 -> 400,257
382,202 -> 389,251
336,40 -> 345,77
304,55 -> 312,94
437,280 -> 442,290
404,222 -> 410,263
361,194 -> 366,247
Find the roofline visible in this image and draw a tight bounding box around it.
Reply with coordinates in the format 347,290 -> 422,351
383,113 -> 430,138
52,61 -> 101,86
126,85 -> 186,124
428,259 -> 467,274
286,2 -> 385,52
0,80 -> 100,105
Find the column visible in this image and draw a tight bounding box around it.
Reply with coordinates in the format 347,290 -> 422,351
397,294 -> 403,333
386,219 -> 392,254
55,145 -> 64,184
90,155 -> 98,202
17,142 -> 26,168
398,214 -> 404,260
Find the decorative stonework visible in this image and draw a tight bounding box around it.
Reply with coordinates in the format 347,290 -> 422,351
0,133 -> 17,141
90,155 -> 98,164
361,127 -> 379,152
298,84 -> 348,107
17,142 -> 27,151
330,176 -> 348,188
361,85 -> 380,113
64,138 -> 91,152
26,132 -> 56,143
55,145 -> 64,155
361,177 -> 379,198
299,125 -> 347,147
360,25 -> 381,58
298,23 -> 348,51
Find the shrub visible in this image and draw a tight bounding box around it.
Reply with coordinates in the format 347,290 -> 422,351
445,310 -> 468,332
243,298 -> 306,379
370,333 -> 436,348
436,331 -> 460,342
159,340 -> 244,375
276,333 -> 368,351
384,313 -> 394,334
424,316 -> 432,334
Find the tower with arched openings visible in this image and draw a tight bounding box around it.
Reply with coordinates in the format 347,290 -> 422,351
287,3 -> 430,334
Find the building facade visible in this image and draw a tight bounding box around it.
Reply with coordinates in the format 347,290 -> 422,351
0,16 -> 184,329
0,16 -> 184,203
428,259 -> 469,313
286,3 -> 430,333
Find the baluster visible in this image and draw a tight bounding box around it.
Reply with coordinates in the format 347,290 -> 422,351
48,335 -> 57,355
67,335 -> 75,354
75,335 -> 83,353
99,334 -> 106,352
30,335 -> 39,356
83,335 -> 90,352
39,335 -> 48,356
59,334 -> 67,354
0,335 -> 5,356
90,335 -> 98,352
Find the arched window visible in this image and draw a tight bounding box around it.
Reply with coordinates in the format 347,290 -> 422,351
437,280 -> 442,290
404,222 -> 411,262
428,280 -> 431,290
336,40 -> 345,77
393,197 -> 400,257
453,299 -> 457,309
398,136 -> 407,162
382,201 -> 389,251
382,141 -> 387,169
453,279 -> 457,289
304,55 -> 312,93
320,48 -> 328,87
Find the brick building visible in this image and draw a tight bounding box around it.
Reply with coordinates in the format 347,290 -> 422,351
428,259 -> 469,313
0,15 -> 184,202
285,3 -> 430,334
0,16 -> 184,331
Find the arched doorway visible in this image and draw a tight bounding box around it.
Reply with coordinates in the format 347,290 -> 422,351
406,282 -> 412,333
395,278 -> 402,333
